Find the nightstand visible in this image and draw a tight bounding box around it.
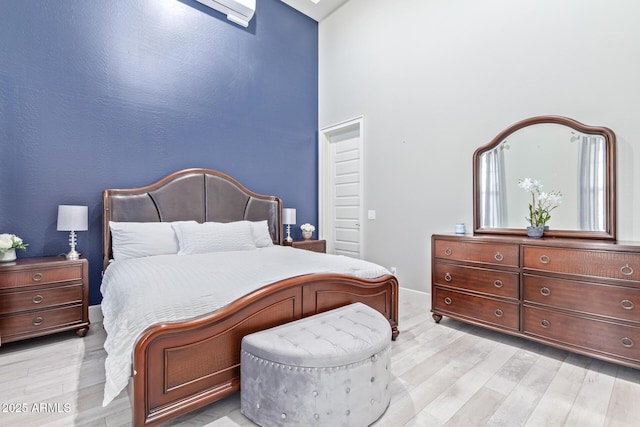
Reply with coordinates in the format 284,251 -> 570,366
0,256 -> 89,344
289,239 -> 327,253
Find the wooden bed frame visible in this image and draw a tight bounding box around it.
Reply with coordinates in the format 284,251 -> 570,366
102,168 -> 399,426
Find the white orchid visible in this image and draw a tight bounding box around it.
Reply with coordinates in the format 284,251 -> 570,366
300,223 -> 316,232
0,233 -> 28,253
518,178 -> 563,227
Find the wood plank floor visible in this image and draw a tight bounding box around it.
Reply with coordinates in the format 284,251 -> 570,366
1,299 -> 639,426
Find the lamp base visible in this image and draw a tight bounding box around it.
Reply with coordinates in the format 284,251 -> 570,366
65,249 -> 81,260
285,224 -> 293,243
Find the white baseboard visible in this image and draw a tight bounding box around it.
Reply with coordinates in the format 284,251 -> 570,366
399,286 -> 430,307
89,304 -> 103,324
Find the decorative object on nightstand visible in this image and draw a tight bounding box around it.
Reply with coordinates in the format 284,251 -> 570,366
0,256 -> 90,342
300,223 -> 315,240
291,239 -> 326,253
0,233 -> 28,263
283,208 -> 296,243
57,205 -> 88,260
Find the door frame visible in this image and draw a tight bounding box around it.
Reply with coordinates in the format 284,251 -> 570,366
318,115 -> 365,257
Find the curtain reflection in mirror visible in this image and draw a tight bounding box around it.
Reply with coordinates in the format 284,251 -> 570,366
578,135 -> 605,231
479,145 -> 506,227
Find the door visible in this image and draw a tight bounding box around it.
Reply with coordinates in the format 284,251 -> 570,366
319,116 -> 364,258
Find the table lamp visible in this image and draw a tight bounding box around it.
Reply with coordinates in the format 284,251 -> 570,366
57,205 -> 88,260
283,208 -> 296,243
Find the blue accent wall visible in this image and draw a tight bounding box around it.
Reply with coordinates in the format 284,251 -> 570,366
0,0 -> 318,305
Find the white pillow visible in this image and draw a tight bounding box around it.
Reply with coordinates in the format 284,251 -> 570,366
249,220 -> 274,248
109,221 -> 194,261
173,221 -> 257,255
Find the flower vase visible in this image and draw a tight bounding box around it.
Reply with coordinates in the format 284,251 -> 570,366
526,226 -> 545,238
0,248 -> 17,262
302,231 -> 312,240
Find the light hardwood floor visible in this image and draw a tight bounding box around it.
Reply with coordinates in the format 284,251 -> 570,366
1,299 -> 640,426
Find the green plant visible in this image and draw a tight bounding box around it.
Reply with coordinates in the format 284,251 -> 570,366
518,178 -> 563,227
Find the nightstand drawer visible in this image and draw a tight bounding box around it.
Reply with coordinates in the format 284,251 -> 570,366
0,284 -> 84,315
0,264 -> 83,288
0,305 -> 82,338
290,240 -> 327,253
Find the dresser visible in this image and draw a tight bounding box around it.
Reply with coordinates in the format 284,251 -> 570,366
432,234 -> 640,369
0,256 -> 89,344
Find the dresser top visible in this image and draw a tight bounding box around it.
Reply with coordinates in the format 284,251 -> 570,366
433,233 -> 640,252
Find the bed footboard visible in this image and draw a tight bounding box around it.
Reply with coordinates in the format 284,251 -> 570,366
131,274 -> 398,426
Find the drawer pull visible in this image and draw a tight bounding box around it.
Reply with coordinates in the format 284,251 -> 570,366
621,299 -> 635,310
494,252 -> 504,262
620,264 -> 634,276
32,295 -> 44,304
444,247 -> 452,256
494,280 -> 503,289
444,273 -> 452,282
32,316 -> 44,326
540,287 -> 551,297
494,309 -> 504,318
444,297 -> 453,305
540,319 -> 551,329
621,337 -> 635,348
32,272 -> 44,282
539,255 -> 551,264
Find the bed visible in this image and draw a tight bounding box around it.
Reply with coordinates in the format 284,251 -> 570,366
101,168 -> 399,426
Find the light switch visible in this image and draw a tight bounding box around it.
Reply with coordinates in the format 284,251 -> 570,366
367,210 -> 376,220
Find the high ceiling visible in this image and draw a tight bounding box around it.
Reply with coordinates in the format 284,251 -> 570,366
280,0 -> 349,22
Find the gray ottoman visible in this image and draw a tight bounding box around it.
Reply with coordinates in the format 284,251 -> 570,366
240,302 -> 392,426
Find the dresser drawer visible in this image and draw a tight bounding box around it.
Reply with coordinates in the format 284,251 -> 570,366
433,287 -> 519,330
434,239 -> 519,267
523,246 -> 640,282
523,275 -> 640,323
434,262 -> 519,299
0,284 -> 84,315
0,264 -> 83,289
0,305 -> 82,339
523,306 -> 640,363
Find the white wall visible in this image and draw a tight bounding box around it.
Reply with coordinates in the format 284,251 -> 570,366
319,0 -> 640,293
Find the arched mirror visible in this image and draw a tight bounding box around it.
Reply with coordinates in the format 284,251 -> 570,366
473,116 -> 616,240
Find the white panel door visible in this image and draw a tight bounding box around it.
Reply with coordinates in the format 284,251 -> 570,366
319,117 -> 363,259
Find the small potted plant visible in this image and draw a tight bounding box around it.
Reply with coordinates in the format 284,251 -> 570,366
518,178 -> 563,238
0,233 -> 28,262
300,223 -> 315,240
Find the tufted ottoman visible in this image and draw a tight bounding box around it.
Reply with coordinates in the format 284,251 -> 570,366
240,302 -> 392,426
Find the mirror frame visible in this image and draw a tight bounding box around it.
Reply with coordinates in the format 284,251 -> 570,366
473,115 -> 616,240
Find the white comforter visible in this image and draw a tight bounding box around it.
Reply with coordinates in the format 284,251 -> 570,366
100,245 -> 390,406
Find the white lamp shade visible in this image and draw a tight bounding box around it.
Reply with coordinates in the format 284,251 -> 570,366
57,205 -> 88,231
283,208 -> 296,225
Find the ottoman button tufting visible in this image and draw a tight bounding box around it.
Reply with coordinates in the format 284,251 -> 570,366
240,303 -> 392,426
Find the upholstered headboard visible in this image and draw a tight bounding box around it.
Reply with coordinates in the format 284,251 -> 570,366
102,168 -> 282,269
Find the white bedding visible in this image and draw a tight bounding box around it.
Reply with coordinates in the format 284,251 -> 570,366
100,245 -> 390,406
